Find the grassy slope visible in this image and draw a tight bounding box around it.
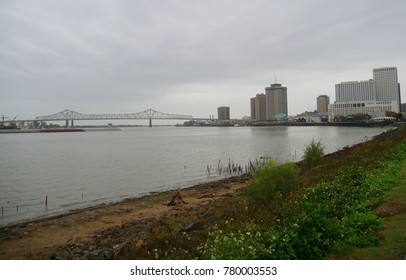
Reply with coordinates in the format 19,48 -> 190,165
344,158 -> 406,259
201,126 -> 406,260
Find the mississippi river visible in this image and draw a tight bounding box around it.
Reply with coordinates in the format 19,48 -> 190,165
0,126 -> 388,226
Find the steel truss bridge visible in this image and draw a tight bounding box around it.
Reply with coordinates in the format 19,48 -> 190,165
35,109 -> 199,127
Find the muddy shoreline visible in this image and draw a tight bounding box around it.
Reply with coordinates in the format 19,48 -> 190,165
0,174 -> 250,230
0,173 -> 252,259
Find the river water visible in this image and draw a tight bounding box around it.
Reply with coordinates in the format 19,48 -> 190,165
0,126 -> 388,226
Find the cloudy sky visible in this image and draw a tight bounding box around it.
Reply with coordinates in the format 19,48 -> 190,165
1,0 -> 405,120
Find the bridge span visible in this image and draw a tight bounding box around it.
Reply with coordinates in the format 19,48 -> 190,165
35,109 -> 207,127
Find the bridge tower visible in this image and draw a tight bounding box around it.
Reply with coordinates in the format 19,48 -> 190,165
65,119 -> 74,127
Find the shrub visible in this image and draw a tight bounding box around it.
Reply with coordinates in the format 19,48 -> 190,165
302,140 -> 325,168
341,213 -> 380,247
243,160 -> 300,210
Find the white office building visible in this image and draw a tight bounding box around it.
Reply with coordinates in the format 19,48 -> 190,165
373,67 -> 401,110
335,80 -> 374,102
329,67 -> 401,120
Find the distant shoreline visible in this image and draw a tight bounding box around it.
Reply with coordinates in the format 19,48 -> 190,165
251,122 -> 391,127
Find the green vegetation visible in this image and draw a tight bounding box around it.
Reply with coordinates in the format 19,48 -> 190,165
202,155 -> 403,259
343,158 -> 406,259
115,126 -> 406,260
302,139 -> 325,168
242,160 -> 300,210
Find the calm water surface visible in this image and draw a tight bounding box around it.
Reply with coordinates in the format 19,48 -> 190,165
0,126 -> 388,226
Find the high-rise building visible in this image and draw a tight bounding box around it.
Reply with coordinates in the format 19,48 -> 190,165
317,95 -> 330,113
329,67 -> 401,119
335,80 -> 374,102
373,67 -> 401,111
217,106 -> 230,121
250,94 -> 266,121
254,94 -> 267,121
250,98 -> 256,120
265,83 -> 288,120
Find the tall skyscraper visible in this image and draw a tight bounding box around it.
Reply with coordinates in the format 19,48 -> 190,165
217,106 -> 230,121
254,94 -> 267,121
265,83 -> 288,120
250,98 -> 256,120
373,67 -> 401,110
317,95 -> 330,113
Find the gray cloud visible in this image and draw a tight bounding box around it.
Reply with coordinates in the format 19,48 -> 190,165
1,0 -> 406,119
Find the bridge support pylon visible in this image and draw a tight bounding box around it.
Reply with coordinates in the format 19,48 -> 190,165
149,118 -> 152,127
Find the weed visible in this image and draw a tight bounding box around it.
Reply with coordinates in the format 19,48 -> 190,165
302,139 -> 325,169
242,160 -> 300,210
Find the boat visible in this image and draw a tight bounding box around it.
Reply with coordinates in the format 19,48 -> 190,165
0,115 -> 19,130
0,124 -> 19,130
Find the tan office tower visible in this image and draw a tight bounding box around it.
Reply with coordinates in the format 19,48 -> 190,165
255,94 -> 267,120
317,95 -> 330,113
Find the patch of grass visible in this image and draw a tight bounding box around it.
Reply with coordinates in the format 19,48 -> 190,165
341,157 -> 406,260
385,161 -> 406,203
346,214 -> 406,259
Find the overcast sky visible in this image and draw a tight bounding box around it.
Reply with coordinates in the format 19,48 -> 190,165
1,0 -> 406,120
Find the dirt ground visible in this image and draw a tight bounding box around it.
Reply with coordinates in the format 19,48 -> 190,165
0,174 -> 251,260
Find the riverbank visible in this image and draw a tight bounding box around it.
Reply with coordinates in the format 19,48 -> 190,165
0,174 -> 251,259
1,126 -> 405,260
116,125 -> 406,260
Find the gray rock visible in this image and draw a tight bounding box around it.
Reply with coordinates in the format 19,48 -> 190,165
180,221 -> 202,233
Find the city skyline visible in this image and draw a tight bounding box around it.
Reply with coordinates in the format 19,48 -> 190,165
1,0 -> 406,120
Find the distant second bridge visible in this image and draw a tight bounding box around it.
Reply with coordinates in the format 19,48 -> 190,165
35,109 -> 210,127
